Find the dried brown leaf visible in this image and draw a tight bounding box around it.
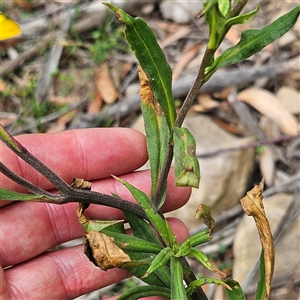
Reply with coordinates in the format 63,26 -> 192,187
87,91 -> 102,114
258,146 -> 275,187
71,178 -> 92,190
96,62 -> 118,104
84,231 -> 131,270
240,179 -> 275,299
236,87 -> 298,136
195,204 -> 215,233
0,79 -> 6,92
46,111 -> 74,133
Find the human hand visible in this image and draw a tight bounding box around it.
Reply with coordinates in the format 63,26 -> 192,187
0,128 -> 191,299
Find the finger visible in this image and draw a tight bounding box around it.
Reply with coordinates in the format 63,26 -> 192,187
1,218 -> 189,299
0,128 -> 148,197
0,171 -> 190,267
2,245 -> 131,300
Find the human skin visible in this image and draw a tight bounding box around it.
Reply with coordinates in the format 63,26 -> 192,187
0,128 -> 191,299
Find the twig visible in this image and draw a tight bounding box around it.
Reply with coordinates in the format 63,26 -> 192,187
196,134 -> 300,158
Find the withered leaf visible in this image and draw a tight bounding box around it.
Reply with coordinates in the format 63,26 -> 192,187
77,203 -> 123,233
240,179 -> 274,300
84,230 -> 131,271
195,204 -> 215,233
71,178 -> 92,190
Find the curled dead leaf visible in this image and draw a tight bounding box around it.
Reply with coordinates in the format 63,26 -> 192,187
195,204 -> 215,233
71,178 -> 92,190
236,87 -> 298,136
84,231 -> 131,271
240,179 -> 275,299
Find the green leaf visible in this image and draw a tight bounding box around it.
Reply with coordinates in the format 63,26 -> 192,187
140,91 -> 169,206
104,3 -> 176,132
123,211 -> 161,245
187,248 -> 213,272
255,250 -> 267,300
187,277 -> 232,298
170,256 -> 187,300
204,1 -> 227,49
102,229 -> 163,254
77,203 -> 124,233
224,5 -> 259,28
182,228 -> 212,248
218,0 -> 231,17
122,212 -> 172,287
223,279 -> 247,300
209,6 -> 300,73
0,188 -> 60,201
117,285 -> 171,300
112,175 -> 172,245
173,127 -> 200,188
143,247 -> 173,278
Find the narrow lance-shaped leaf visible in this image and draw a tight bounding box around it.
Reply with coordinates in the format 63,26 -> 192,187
112,175 -> 173,246
208,6 -> 300,74
223,279 -> 247,300
255,250 -> 267,300
224,5 -> 259,28
188,248 -> 225,278
173,127 -> 200,188
103,3 -> 176,132
122,211 -> 171,288
138,66 -> 169,205
170,256 -> 187,300
186,277 -> 232,298
143,247 -> 173,278
0,188 -> 62,201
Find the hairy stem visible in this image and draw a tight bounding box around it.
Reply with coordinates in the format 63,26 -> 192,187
0,162 -> 62,199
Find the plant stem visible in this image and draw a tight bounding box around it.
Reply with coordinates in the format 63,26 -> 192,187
175,48 -> 215,127
231,0 -> 248,18
0,162 -> 62,199
152,144 -> 174,209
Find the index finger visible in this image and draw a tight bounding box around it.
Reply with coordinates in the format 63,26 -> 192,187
0,128 -> 148,206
